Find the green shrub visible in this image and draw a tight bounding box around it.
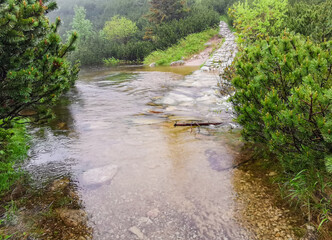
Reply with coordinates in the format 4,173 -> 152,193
103,57 -> 121,66
0,121 -> 29,195
229,0 -> 288,42
153,5 -> 220,49
286,0 -> 332,42
230,31 -> 332,173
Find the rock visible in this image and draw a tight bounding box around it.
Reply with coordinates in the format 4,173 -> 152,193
204,42 -> 212,47
268,171 -> 277,177
57,122 -> 67,130
81,164 -> 118,186
170,60 -> 185,66
50,178 -> 70,192
128,226 -> 145,239
56,208 -> 88,227
149,62 -> 156,67
147,208 -> 160,218
138,217 -> 153,226
201,66 -> 210,71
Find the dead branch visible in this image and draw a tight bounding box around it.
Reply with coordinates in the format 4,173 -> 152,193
174,122 -> 224,127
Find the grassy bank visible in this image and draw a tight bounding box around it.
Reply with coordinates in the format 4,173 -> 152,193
0,121 -> 29,196
143,28 -> 219,66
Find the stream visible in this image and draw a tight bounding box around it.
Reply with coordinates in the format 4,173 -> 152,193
25,65 -> 256,239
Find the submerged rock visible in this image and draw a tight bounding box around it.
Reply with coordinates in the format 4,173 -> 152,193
56,208 -> 88,227
149,62 -> 156,67
170,60 -> 185,66
81,164 -> 118,186
50,178 -> 70,192
201,66 -> 210,71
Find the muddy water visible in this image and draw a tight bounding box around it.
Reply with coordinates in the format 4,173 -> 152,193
26,65 -> 252,239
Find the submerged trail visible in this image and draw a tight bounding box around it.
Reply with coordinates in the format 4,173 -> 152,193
24,22 -> 301,240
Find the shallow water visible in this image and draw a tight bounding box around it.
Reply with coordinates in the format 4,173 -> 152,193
26,65 -> 252,239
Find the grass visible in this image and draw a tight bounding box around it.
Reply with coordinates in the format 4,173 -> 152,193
0,120 -> 29,195
143,28 -> 219,66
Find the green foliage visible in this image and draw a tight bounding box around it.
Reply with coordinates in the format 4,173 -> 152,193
285,169 -> 331,224
146,0 -> 189,24
0,0 -> 79,124
144,28 -> 218,65
69,6 -> 93,42
102,16 -> 138,43
103,57 -> 121,66
0,121 -> 29,195
229,0 -> 288,42
200,0 -> 236,15
230,32 -> 331,173
286,0 -> 332,42
152,5 -> 220,49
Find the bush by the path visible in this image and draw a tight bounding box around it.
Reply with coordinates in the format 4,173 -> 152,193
230,32 -> 331,174
227,0 -> 332,229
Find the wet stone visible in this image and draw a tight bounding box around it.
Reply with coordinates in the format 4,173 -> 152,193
81,164 -> 118,186
129,226 -> 145,239
49,178 -> 70,192
56,208 -> 88,227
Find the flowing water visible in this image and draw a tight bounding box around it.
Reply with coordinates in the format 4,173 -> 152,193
25,65 -> 253,239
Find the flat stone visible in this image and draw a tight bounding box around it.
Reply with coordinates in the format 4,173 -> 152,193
56,208 -> 87,227
81,164 -> 118,186
128,226 -> 145,239
170,60 -> 185,66
50,178 -> 70,192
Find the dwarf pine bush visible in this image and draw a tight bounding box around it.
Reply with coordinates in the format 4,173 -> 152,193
230,31 -> 332,173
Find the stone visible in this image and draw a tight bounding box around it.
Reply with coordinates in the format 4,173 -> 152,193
138,217 -> 153,226
56,208 -> 88,227
147,208 -> 160,218
149,62 -> 156,67
50,178 -> 70,192
268,172 -> 277,177
170,60 -> 185,66
204,42 -> 212,47
201,66 -> 210,71
128,226 -> 145,239
81,164 -> 118,186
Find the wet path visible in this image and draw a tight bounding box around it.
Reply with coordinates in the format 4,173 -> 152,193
25,64 -> 253,239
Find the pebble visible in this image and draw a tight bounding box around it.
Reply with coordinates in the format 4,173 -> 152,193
129,226 -> 145,239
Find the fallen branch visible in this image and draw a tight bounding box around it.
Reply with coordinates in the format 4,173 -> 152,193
174,122 -> 224,127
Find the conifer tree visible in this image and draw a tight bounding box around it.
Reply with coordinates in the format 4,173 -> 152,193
0,0 -> 79,126
146,0 -> 188,24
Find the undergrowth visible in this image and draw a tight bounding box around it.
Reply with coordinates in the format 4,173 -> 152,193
0,120 -> 29,196
143,28 -> 219,66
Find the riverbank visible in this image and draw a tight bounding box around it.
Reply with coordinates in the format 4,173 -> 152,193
0,176 -> 92,239
143,28 -> 221,66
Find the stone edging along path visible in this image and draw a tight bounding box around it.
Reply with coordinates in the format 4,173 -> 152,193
201,21 -> 237,73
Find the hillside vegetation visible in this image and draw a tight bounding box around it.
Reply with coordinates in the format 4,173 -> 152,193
226,0 -> 331,233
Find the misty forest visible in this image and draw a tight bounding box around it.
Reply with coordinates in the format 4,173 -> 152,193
0,0 -> 331,239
